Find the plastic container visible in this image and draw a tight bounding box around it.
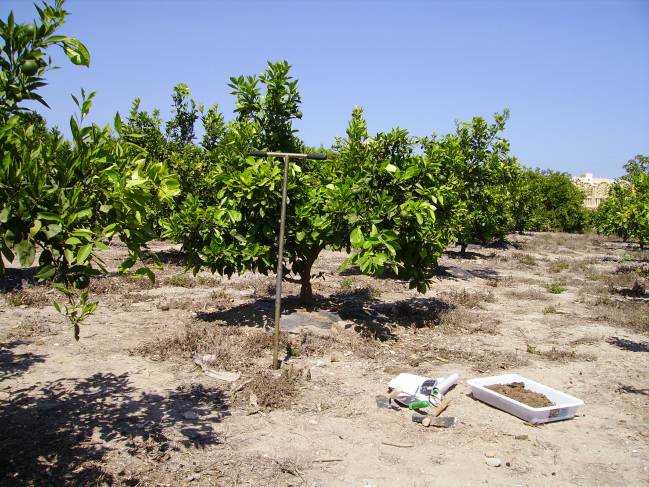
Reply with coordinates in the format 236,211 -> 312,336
467,373 -> 584,424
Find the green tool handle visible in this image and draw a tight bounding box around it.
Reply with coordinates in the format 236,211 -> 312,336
408,400 -> 431,410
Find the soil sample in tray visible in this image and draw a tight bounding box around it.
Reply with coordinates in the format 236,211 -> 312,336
486,382 -> 554,408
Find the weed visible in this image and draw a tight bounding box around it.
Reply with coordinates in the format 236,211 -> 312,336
548,259 -> 570,273
4,289 -> 51,307
339,278 -> 354,292
243,365 -> 305,409
526,343 -> 595,362
163,274 -> 195,288
196,275 -> 220,287
545,282 -> 567,294
441,289 -> 495,307
133,322 -> 289,368
509,288 -> 550,301
543,305 -> 559,314
6,320 -> 53,339
513,253 -> 537,266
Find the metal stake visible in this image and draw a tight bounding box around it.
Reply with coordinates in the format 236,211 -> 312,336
249,150 -> 326,369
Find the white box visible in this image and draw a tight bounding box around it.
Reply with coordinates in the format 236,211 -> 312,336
467,374 -> 584,424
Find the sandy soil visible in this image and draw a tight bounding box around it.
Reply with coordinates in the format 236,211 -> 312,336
1,232 -> 648,486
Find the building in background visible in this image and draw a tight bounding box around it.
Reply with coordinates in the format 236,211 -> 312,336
572,173 -> 614,208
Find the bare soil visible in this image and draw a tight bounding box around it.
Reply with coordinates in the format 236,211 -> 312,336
1,232 -> 649,486
486,382 -> 554,408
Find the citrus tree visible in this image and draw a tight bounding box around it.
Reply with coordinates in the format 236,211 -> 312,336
0,1 -> 179,338
512,169 -> 586,233
165,63 -> 459,302
430,111 -> 520,253
594,155 -> 649,249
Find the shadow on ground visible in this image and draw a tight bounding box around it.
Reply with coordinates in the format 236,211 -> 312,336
195,291 -> 454,341
0,268 -> 38,292
0,369 -> 228,485
606,336 -> 649,352
0,341 -> 46,381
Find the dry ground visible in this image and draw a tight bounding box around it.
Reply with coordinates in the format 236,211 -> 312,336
1,232 -> 648,486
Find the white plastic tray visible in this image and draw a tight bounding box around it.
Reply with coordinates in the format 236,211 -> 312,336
467,374 -> 584,424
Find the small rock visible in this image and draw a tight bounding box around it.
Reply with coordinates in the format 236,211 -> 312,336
506,461 -> 511,467
183,410 -> 199,420
331,321 -> 354,334
238,288 -> 255,297
514,434 -> 528,440
160,303 -> 170,311
486,457 -> 502,467
484,450 -> 497,458
186,473 -> 200,482
422,417 -> 431,427
249,392 -> 258,408
329,352 -> 341,363
204,369 -> 241,383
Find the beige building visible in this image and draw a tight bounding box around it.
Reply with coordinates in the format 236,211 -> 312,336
572,173 -> 614,208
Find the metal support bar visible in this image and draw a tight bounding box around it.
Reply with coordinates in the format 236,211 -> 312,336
249,150 -> 326,369
272,154 -> 290,369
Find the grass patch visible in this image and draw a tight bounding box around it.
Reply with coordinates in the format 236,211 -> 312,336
548,259 -> 570,273
485,275 -> 514,287
513,253 -> 538,266
545,282 -> 567,294
3,288 -> 51,307
133,321 -> 288,368
592,299 -> 649,334
440,288 -> 495,307
5,319 -> 53,339
163,274 -> 196,288
509,288 -> 550,301
543,305 -> 559,314
526,344 -> 595,362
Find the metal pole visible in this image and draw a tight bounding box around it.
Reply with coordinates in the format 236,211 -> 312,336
272,154 -> 290,369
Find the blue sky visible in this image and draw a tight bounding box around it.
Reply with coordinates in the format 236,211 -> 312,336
4,0 -> 649,178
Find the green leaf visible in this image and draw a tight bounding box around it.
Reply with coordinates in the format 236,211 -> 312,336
76,243 -> 93,264
43,224 -> 62,239
62,38 -> 90,66
131,267 -> 155,282
0,206 -> 10,223
16,240 -> 36,267
35,264 -> 56,281
350,227 -> 364,247
37,212 -> 62,223
30,220 -> 42,237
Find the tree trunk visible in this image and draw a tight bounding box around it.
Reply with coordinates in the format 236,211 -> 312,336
460,243 -> 468,255
298,258 -> 315,306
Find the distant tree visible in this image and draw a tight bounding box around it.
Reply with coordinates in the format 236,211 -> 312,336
513,169 -> 586,233
594,155 -> 649,249
433,110 -> 520,253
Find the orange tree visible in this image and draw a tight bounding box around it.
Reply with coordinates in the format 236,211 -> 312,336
164,64 -> 459,303
0,1 -> 179,338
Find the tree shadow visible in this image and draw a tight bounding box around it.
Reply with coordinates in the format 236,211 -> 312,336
444,250 -> 484,260
0,340 -> 46,381
195,291 -> 454,341
0,268 -> 38,292
0,373 -> 228,485
606,336 -> 649,352
617,384 -> 649,396
147,248 -> 188,266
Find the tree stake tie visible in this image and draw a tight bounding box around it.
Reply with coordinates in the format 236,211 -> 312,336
248,150 -> 327,369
